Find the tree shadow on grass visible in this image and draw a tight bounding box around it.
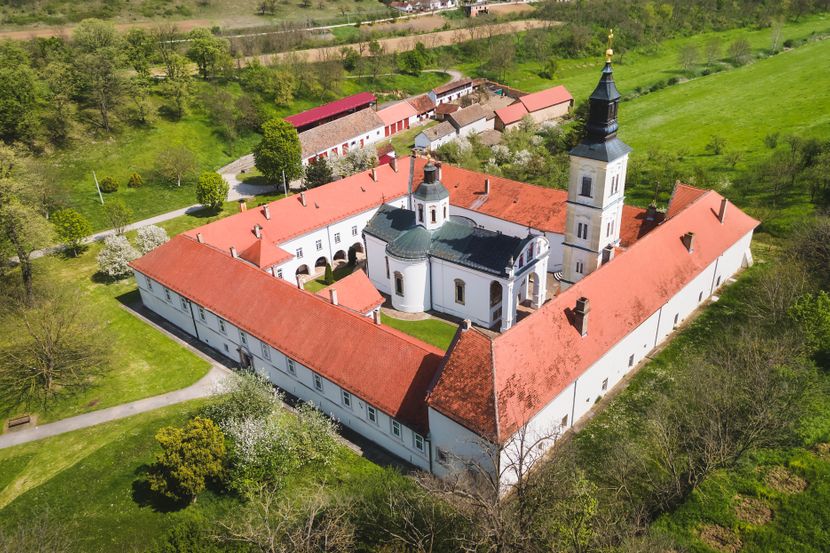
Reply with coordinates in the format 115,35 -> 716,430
131,464 -> 190,513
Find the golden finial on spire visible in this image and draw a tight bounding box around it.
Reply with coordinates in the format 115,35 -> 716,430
605,28 -> 614,62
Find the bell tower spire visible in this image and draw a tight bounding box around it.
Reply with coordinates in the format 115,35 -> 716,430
561,31 -> 632,290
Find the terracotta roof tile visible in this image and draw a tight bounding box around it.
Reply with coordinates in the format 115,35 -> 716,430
495,102 -> 529,125
447,104 -> 487,128
377,101 -> 418,127
299,108 -> 384,158
408,94 -> 436,115
315,270 -> 384,314
286,92 -> 376,129
432,78 -> 473,96
131,236 -> 443,433
666,182 -> 708,219
518,85 -> 573,113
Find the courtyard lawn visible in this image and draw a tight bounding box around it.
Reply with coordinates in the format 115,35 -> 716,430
0,240 -> 211,426
381,313 -> 457,350
380,119 -> 439,156
0,399 -> 383,553
302,262 -> 357,293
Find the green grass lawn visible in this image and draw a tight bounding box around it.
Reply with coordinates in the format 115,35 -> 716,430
0,399 -> 383,552
381,313 -> 457,350
302,262 -> 357,293
378,119 -> 438,156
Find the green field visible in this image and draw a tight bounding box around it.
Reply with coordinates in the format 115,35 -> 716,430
0,399 -> 383,552
381,313 -> 457,350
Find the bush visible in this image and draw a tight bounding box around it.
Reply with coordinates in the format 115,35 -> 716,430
51,208 -> 92,255
200,372 -> 283,427
97,235 -> 139,278
99,176 -> 118,193
135,225 -> 169,254
127,172 -> 143,188
195,171 -> 229,210
324,262 -> 334,284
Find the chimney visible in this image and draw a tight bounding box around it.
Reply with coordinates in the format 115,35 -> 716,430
645,203 -> 657,222
253,224 -> 262,239
371,167 -> 377,182
373,309 -> 382,325
300,191 -> 307,207
390,156 -> 398,173
196,232 -> 204,243
462,319 -> 472,331
296,275 -> 304,289
435,161 -> 442,181
574,297 -> 590,337
718,197 -> 728,223
263,205 -> 271,220
230,246 -> 238,258
601,244 -> 614,265
238,199 -> 247,212
484,178 -> 490,195
681,231 -> 695,253
329,289 -> 339,306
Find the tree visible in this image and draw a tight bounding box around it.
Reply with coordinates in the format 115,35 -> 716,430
677,44 -> 698,72
156,145 -> 198,187
253,119 -> 302,185
124,28 -> 155,77
789,291 -> 830,357
728,38 -> 752,65
103,199 -> 133,235
0,285 -> 110,408
73,18 -> 124,132
187,28 -> 231,79
161,54 -> 194,119
340,46 -> 360,71
128,172 -> 144,188
196,172 -> 229,210
540,56 -> 558,80
705,37 -> 722,65
43,61 -> 77,145
135,225 -> 170,254
97,234 -> 139,278
323,262 -> 334,284
706,134 -> 726,155
0,42 -> 39,144
366,40 -> 386,82
398,50 -> 425,76
51,208 -> 92,256
99,176 -> 118,192
330,148 -> 376,178
147,416 -> 226,503
304,158 -> 334,189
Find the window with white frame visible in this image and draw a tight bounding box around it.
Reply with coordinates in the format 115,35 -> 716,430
414,433 -> 425,452
351,225 -> 358,236
315,239 -> 322,251
296,247 -> 303,258
342,390 -> 352,408
394,272 -> 404,296
334,232 -> 341,244
198,307 -> 206,321
164,288 -> 171,302
391,420 -> 402,439
313,373 -> 323,391
261,342 -> 271,360
287,358 -> 296,376
367,405 -> 378,424
179,296 -> 188,310
454,279 -> 465,305
219,319 -> 227,334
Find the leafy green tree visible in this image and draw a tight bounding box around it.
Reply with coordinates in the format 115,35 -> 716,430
340,46 -> 360,71
0,42 -> 39,144
42,61 -> 77,145
72,18 -> 124,132
706,134 -> 726,155
678,44 -> 698,71
398,50 -> 425,76
155,145 -> 197,187
789,291 -> 830,357
253,118 -> 302,185
540,56 -> 558,80
196,172 -> 229,210
186,28 -> 231,79
323,262 -> 334,284
304,158 -> 334,189
51,208 -> 92,256
124,28 -> 155,77
728,38 -> 752,65
161,54 -> 194,119
104,199 -> 132,234
148,417 -> 226,503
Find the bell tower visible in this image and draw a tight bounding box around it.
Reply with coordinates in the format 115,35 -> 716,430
561,30 -> 632,290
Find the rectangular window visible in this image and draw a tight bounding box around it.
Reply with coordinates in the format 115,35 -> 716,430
698,291 -> 704,302
367,405 -> 378,424
164,288 -> 171,302
313,373 -> 323,392
219,319 -> 227,334
561,414 -> 569,427
606,221 -> 613,237
296,247 -> 304,258
179,296 -> 188,311
261,342 -> 271,360
628,354 -> 635,367
673,314 -> 679,326
240,331 -> 247,345
334,232 -> 341,244
601,378 -> 608,391
315,239 -> 322,251
391,420 -> 402,439
223,343 -> 229,352
437,447 -> 448,463
287,358 -> 296,376
394,273 -> 404,296
351,225 -> 358,236
414,433 -> 425,452
342,390 -> 352,408
576,261 -> 584,274
455,280 -> 465,304
198,307 -> 206,321
577,222 -> 588,240
385,257 -> 390,278
580,176 -> 592,197
276,268 -> 283,279
146,276 -> 153,290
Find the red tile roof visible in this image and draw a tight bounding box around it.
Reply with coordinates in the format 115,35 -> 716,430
131,236 -> 443,433
435,103 -> 460,116
315,270 -> 384,314
495,102 -> 528,126
238,231 -> 293,268
666,182 -> 708,220
285,92 -> 376,129
432,78 -> 473,96
376,101 -> 418,127
408,94 -> 435,115
430,187 -> 759,442
518,85 -> 573,113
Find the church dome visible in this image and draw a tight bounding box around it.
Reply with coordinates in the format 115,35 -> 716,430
413,163 -> 450,202
386,226 -> 431,260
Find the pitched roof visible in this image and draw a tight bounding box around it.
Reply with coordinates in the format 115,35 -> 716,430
299,108 -> 384,158
435,103 -> 460,116
422,121 -> 456,141
429,187 -> 759,442
480,95 -> 516,119
376,101 -> 418,126
447,104 -> 487,129
238,233 -> 294,268
285,92 -> 376,129
131,236 -> 443,433
495,102 -> 529,126
315,270 -> 384,314
433,78 -> 473,96
518,85 -> 573,112
666,182 -> 708,219
184,163 -> 410,258
408,94 -> 436,115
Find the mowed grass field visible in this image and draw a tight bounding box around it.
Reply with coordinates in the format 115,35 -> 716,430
0,399 -> 385,553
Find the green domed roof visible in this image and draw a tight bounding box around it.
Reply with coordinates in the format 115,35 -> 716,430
386,226 -> 431,260
413,163 -> 449,202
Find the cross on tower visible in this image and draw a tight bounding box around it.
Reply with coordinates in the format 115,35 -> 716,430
605,29 -> 614,62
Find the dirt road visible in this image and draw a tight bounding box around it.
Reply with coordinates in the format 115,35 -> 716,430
252,18 -> 553,65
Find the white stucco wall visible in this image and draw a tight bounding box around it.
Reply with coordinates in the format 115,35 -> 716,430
388,255 -> 431,312
428,407 -> 493,478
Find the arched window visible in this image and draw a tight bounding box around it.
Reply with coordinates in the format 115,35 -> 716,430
430,207 -> 437,224
454,279 -> 465,305
580,176 -> 592,197
394,272 -> 404,296
490,281 -> 503,307
443,205 -> 447,219
417,204 -> 424,223
385,256 -> 390,278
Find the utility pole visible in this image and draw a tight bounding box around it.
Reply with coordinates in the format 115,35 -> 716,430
93,171 -> 104,205
282,169 -> 288,196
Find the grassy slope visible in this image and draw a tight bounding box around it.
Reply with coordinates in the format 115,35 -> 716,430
381,313 -> 457,350
0,399 -> 383,552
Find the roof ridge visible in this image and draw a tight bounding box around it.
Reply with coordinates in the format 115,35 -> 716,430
489,331 -> 500,442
